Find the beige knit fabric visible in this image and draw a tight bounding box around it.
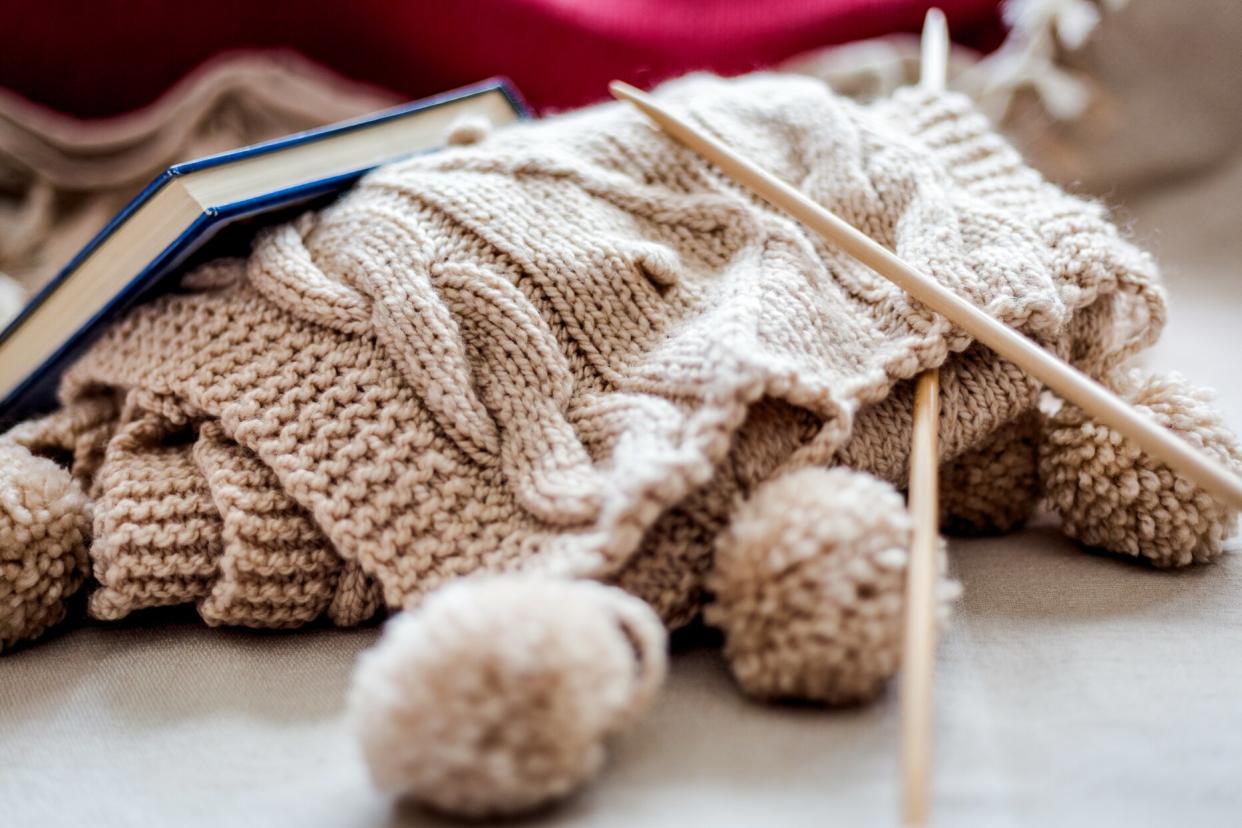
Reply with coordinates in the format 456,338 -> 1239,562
3,73 -> 1167,642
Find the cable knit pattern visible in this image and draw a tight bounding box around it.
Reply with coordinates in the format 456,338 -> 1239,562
0,74 -> 1170,643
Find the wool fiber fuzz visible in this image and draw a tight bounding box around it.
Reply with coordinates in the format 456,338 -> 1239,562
349,577 -> 665,815
1042,371 -> 1241,566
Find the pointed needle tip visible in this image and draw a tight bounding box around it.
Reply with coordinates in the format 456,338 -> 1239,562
609,80 -> 640,102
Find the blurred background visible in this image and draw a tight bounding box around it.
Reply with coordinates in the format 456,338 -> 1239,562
1,0 -> 1239,352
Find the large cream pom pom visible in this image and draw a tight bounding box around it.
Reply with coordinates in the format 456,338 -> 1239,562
1,438 -> 91,652
706,467 -> 955,704
348,576 -> 667,817
1041,371 -> 1241,567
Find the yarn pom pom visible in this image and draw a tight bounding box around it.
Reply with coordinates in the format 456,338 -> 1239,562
443,114 -> 493,146
940,413 -> 1041,535
348,576 -> 666,817
1,438 -> 91,652
706,467 -> 956,704
1041,371 -> 1242,567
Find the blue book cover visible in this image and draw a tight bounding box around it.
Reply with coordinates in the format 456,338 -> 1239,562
0,77 -> 530,427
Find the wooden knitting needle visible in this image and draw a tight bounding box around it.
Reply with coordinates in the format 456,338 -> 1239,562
606,85 -> 1242,512
901,10 -> 950,828
904,370 -> 940,827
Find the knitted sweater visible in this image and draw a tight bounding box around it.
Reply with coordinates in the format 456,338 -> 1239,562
14,74 -> 1165,631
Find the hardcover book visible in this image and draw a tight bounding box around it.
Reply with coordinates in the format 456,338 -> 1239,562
0,77 -> 529,426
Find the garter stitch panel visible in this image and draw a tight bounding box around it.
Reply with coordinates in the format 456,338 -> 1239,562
36,74 -> 1162,629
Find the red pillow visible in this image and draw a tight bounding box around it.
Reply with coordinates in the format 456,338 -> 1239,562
1,0 -> 1001,116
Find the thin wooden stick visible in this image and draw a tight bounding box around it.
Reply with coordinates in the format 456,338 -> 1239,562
607,80 -> 1242,511
903,369 -> 941,827
920,7 -> 949,96
901,11 -> 950,827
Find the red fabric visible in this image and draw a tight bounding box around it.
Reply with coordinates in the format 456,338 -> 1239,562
2,0 -> 1002,117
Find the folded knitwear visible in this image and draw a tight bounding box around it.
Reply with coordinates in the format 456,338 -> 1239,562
3,74 -> 1168,636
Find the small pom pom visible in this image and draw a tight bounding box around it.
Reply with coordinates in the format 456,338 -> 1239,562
1041,370 -> 1242,567
443,114 -> 493,146
706,467 -> 956,705
941,412 -> 1041,535
1,438 -> 91,652
348,576 -> 666,817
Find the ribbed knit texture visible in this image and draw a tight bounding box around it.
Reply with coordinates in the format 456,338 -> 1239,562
6,74 -> 1167,632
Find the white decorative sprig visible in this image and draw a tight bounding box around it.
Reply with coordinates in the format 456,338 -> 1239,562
966,0 -> 1127,121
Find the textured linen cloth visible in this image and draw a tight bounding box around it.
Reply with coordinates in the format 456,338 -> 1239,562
9,73 -> 1161,641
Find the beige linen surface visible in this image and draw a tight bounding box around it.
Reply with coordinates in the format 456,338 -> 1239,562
1,157 -> 1239,826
